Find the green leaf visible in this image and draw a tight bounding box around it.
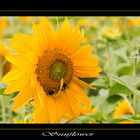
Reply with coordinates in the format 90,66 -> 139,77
119,114 -> 133,119
121,75 -> 140,87
90,113 -> 103,121
107,73 -> 140,100
109,83 -> 132,96
90,93 -> 116,116
117,64 -> 133,76
0,82 -> 7,95
111,118 -> 129,123
113,47 -> 129,63
107,95 -> 123,104
91,78 -> 107,88
107,73 -> 126,86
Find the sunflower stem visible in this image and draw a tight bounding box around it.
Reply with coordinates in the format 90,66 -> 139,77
0,62 -> 6,122
133,58 -> 138,117
1,96 -> 6,122
106,41 -> 112,87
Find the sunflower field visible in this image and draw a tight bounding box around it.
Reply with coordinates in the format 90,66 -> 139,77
0,16 -> 140,124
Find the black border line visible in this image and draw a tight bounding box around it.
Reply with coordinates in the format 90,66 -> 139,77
0,11 -> 140,137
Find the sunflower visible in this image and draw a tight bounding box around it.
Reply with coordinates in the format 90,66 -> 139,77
0,44 -> 11,76
100,26 -> 122,40
13,118 -> 32,124
127,17 -> 140,28
17,16 -> 40,24
114,99 -> 133,119
0,17 -> 8,40
2,17 -> 102,123
76,19 -> 89,27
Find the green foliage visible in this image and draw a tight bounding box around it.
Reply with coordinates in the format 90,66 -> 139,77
1,16 -> 140,123
0,82 -> 7,95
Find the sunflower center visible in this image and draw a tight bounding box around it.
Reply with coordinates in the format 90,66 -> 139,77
35,49 -> 73,96
50,60 -> 67,81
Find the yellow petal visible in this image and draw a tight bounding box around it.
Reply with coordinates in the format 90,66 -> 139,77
45,95 -> 57,123
61,17 -> 71,33
36,17 -> 54,50
64,87 -> 81,117
2,69 -> 20,83
73,77 -> 96,90
6,55 -> 31,70
64,26 -> 83,54
72,44 -> 102,78
69,82 -> 91,114
74,66 -> 102,78
36,81 -> 45,105
34,85 -> 57,123
12,84 -> 34,110
71,44 -> 93,58
55,78 -> 63,97
0,43 -> 10,56
55,93 -> 68,121
4,73 -> 30,94
55,17 -> 72,48
8,34 -> 36,53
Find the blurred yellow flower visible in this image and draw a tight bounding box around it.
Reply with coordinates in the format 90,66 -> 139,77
77,18 -> 99,29
13,118 -> 32,123
100,26 -> 122,40
114,99 -> 133,119
113,18 -> 124,32
82,36 -> 90,43
127,17 -> 140,28
113,99 -> 134,124
0,17 -> 8,40
98,16 -> 108,20
77,19 -> 89,26
17,16 -> 40,24
91,20 -> 99,28
91,108 -> 97,114
119,120 -> 132,124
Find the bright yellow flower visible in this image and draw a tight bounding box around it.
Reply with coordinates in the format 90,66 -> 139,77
136,114 -> 140,118
127,17 -> 140,28
119,120 -> 132,124
18,16 -> 31,23
17,16 -> 40,24
91,20 -> 99,28
100,26 -> 122,40
82,36 -> 90,43
113,18 -> 124,32
2,17 -> 102,123
114,99 -> 133,119
77,19 -> 89,26
98,16 -> 108,20
0,17 -> 8,40
77,19 -> 99,29
114,99 -> 134,124
13,118 -> 32,123
91,108 -> 97,114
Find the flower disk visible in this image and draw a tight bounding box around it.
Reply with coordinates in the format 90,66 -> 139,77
36,49 -> 73,96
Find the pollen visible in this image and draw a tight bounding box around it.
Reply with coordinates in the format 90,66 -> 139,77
35,49 -> 73,96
